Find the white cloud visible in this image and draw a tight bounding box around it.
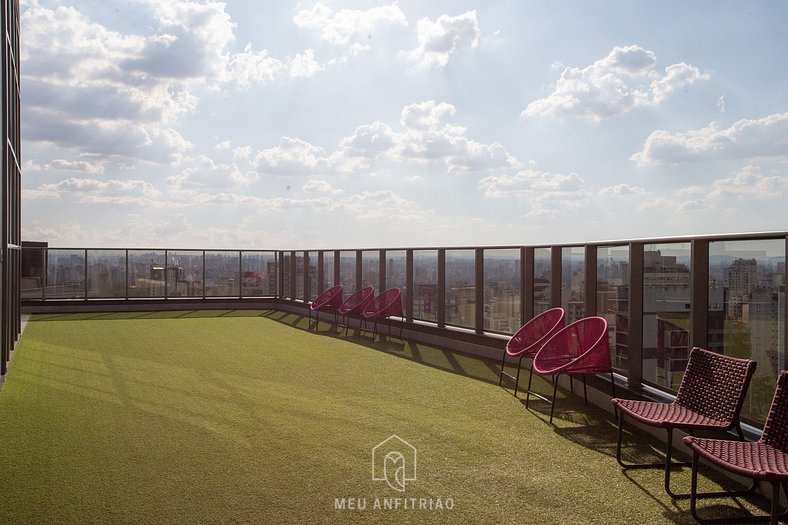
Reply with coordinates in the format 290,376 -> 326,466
337,122 -> 397,159
522,45 -> 708,121
597,45 -> 656,74
717,95 -> 726,114
479,169 -> 584,197
293,2 -> 407,45
303,179 -> 343,194
254,137 -> 327,175
223,44 -> 286,87
24,177 -> 161,204
709,165 -> 788,199
22,2 -> 330,165
597,184 -> 645,196
167,155 -> 257,189
288,49 -> 325,79
650,62 -> 709,104
631,112 -> 788,165
407,11 -> 480,68
251,101 -> 518,176
400,100 -> 458,130
23,158 -> 105,174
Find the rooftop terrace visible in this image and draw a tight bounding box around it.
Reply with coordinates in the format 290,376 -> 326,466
0,311 -> 773,524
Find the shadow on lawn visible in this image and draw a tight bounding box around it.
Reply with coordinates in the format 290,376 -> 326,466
28,309 -> 272,322
522,393 -> 773,524
259,310 -> 505,387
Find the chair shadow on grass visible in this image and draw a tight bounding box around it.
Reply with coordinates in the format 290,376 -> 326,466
259,310 -> 505,387
519,378 -> 775,524
28,309 -> 275,322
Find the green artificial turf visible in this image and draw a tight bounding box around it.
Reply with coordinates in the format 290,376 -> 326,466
0,311 -> 769,524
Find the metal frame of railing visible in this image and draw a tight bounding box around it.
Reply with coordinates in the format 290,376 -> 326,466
19,231 -> 788,420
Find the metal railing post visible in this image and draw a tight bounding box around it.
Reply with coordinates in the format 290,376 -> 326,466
437,249 -> 446,328
628,242 -> 644,389
690,240 -> 709,350
475,248 -> 484,335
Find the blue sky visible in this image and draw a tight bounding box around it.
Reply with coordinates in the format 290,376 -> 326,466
20,0 -> 788,248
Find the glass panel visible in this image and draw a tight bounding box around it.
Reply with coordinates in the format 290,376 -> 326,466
362,250 -> 379,289
282,253 -> 291,299
128,250 -> 166,298
87,250 -> 126,298
21,248 -> 46,300
295,253 -> 305,300
534,248 -> 552,315
339,251 -> 356,294
642,242 -> 691,390
46,249 -> 85,299
323,251 -> 336,290
484,249 -> 521,334
386,251 -> 406,290
241,251 -> 276,297
307,252 -> 319,300
561,247 -> 585,323
597,245 -> 630,372
167,251 -> 203,297
709,238 -> 785,421
413,250 -> 438,322
445,249 -> 475,329
205,251 -> 240,297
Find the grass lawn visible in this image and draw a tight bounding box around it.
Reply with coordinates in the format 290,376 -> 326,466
0,310 -> 768,524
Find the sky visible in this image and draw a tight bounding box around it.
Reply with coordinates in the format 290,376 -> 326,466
19,0 -> 788,249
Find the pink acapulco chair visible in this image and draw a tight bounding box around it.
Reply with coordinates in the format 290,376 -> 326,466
308,284 -> 343,330
499,307 -> 565,397
337,286 -> 375,335
683,370 -> 788,525
362,288 -> 404,340
527,316 -> 615,424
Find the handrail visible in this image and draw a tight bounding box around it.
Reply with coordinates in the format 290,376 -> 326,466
19,230 -> 788,427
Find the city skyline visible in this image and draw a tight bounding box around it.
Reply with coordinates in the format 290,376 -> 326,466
20,1 -> 788,249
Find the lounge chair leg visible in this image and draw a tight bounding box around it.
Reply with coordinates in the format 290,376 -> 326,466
770,482 -> 781,525
690,452 -> 776,523
583,374 -> 588,405
499,347 -> 506,386
615,415 -> 692,473
610,371 -> 618,418
665,429 -> 756,500
513,354 -> 524,397
525,363 -> 534,408
549,374 -> 559,424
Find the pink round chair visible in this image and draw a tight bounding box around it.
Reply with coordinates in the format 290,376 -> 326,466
338,286 -> 375,335
308,284 -> 343,330
362,288 -> 404,340
527,316 -> 614,424
499,307 -> 565,397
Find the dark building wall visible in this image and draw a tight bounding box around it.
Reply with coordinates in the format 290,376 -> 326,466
1,0 -> 21,378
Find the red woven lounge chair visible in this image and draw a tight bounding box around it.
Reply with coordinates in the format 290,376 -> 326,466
528,316 -> 615,424
337,286 -> 375,335
498,307 -> 565,397
612,347 -> 756,499
362,288 -> 403,340
308,284 -> 343,330
683,370 -> 788,525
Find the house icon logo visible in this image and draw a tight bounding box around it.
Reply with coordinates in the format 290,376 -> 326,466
371,435 -> 417,492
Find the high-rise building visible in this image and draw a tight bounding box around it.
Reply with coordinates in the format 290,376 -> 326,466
1,0 -> 21,378
728,258 -> 757,319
